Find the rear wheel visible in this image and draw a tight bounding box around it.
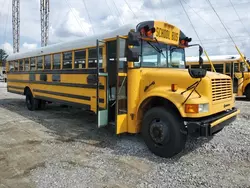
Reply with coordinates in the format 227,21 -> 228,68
246,86 -> 250,101
142,107 -> 187,158
25,90 -> 38,111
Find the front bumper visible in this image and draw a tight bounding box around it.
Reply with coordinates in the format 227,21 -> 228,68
185,107 -> 240,137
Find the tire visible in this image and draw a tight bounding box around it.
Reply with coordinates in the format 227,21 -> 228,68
142,107 -> 187,158
246,86 -> 250,101
25,90 -> 38,111
38,99 -> 46,110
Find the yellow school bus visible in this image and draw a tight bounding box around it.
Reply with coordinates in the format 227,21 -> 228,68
6,20 -> 240,158
186,55 -> 250,100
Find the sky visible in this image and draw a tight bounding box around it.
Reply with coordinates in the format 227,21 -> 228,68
1,0 -> 250,57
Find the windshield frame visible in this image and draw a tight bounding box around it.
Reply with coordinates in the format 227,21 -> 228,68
137,39 -> 186,69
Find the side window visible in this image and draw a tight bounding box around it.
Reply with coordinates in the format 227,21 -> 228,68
24,59 -> 29,71
19,59 -> 24,71
53,53 -> 61,69
74,50 -> 86,68
234,63 -> 239,72
214,64 -> 224,73
225,63 -> 231,73
63,51 -> 72,69
14,61 -> 18,71
44,55 -> 51,69
37,56 -> 43,70
30,57 -> 36,70
9,62 -> 14,72
88,48 -> 102,68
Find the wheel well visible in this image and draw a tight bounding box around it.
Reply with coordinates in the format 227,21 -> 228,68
244,83 -> 250,95
137,97 -> 181,130
24,86 -> 31,95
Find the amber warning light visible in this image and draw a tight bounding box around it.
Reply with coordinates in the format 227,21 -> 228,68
180,37 -> 192,47
140,25 -> 155,37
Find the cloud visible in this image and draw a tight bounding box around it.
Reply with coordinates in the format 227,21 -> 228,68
0,43 -> 13,55
22,42 -> 37,50
0,0 -> 250,58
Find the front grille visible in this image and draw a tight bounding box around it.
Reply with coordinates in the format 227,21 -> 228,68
211,78 -> 232,102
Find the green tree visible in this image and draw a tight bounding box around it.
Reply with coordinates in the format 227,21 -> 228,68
0,49 -> 8,67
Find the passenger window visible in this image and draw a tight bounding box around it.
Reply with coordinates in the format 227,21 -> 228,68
14,61 -> 18,71
37,56 -> 43,70
234,63 -> 239,72
44,55 -> 51,69
24,59 -> 29,71
213,64 -> 224,73
88,48 -> 102,68
225,63 -> 231,73
19,59 -> 24,71
9,62 -> 14,72
30,57 -> 36,70
74,50 -> 86,68
53,53 -> 61,69
63,52 -> 72,69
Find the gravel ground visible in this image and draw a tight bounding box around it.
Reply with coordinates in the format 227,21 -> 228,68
0,82 -> 249,188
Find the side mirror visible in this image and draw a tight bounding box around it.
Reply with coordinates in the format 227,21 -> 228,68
128,31 -> 140,46
199,45 -> 203,56
188,68 -> 207,79
199,57 -> 203,68
127,47 -> 140,62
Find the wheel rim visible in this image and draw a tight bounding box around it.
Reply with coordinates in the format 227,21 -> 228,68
149,119 -> 169,145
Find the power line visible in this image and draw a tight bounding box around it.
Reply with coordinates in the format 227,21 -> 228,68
123,0 -> 139,21
188,1 -> 250,15
206,0 -> 236,46
229,0 -> 250,37
179,0 -> 203,46
111,0 -> 125,25
104,0 -> 124,25
183,0 -> 222,38
81,0 -> 95,34
64,0 -> 88,36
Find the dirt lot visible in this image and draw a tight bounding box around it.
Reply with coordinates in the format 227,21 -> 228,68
0,82 -> 249,188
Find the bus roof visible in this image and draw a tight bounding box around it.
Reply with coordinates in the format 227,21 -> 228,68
186,54 -> 244,63
7,23 -> 135,61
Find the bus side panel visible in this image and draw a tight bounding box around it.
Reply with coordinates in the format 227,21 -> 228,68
7,72 -> 107,112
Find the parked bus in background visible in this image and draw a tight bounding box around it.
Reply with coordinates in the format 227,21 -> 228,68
186,55 -> 250,100
6,20 -> 240,158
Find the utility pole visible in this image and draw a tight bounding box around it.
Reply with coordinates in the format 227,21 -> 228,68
40,0 -> 49,47
12,0 -> 20,53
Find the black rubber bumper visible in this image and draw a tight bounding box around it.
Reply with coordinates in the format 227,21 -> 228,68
185,107 -> 238,137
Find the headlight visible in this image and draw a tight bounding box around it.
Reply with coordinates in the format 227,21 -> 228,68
185,103 -> 209,113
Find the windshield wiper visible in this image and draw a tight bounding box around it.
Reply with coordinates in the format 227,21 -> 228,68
154,37 -> 166,58
146,40 -> 166,58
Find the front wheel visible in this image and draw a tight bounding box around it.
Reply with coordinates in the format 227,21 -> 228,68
245,86 -> 250,101
142,107 -> 187,158
25,90 -> 38,111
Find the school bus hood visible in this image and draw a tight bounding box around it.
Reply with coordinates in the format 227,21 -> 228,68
141,68 -> 230,80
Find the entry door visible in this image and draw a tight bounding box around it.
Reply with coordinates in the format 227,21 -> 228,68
115,36 -> 128,134
96,40 -> 108,128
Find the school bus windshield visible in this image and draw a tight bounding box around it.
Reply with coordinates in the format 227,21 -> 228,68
139,40 -> 185,68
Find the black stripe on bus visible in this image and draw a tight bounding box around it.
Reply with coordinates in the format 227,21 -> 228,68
33,89 -> 91,101
7,79 -> 105,89
7,89 -> 24,95
7,68 -> 104,75
7,86 -> 24,90
35,95 -> 91,110
99,98 -> 105,103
